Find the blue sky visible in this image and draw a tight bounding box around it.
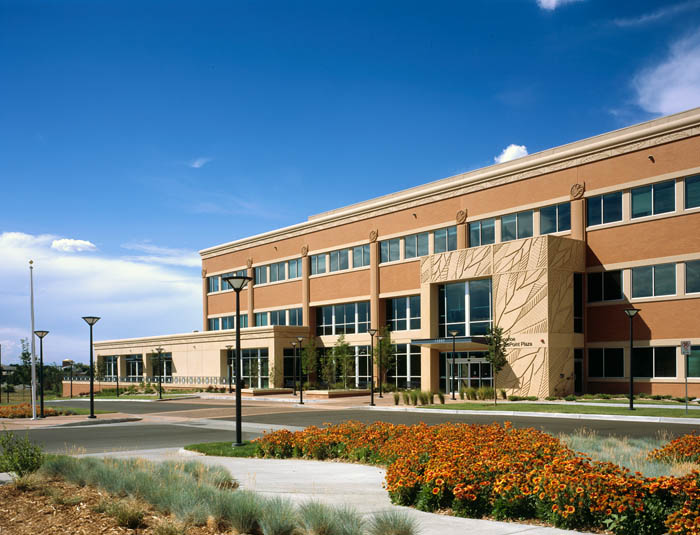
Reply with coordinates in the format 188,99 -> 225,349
2,0 -> 700,363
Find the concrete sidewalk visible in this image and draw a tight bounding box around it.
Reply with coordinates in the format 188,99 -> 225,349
95,447 -> 592,535
0,413 -> 141,430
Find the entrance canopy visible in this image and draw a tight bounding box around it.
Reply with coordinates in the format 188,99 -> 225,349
411,336 -> 488,352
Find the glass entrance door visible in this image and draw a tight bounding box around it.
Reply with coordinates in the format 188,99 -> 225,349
441,352 -> 492,392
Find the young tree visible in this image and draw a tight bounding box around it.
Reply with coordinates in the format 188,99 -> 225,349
320,350 -> 336,389
248,357 -> 259,389
10,339 -> 32,386
301,337 -> 318,389
376,325 -> 396,388
96,359 -> 107,392
332,334 -> 353,389
484,325 -> 512,406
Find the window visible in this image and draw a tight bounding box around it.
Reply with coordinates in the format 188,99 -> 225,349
632,346 -> 676,378
587,192 -> 622,226
404,233 -> 429,259
207,276 -> 219,293
221,316 -> 235,330
208,318 -> 220,331
329,249 -> 349,272
587,271 -> 623,302
126,355 -> 143,381
310,254 -> 326,275
689,346 -> 700,378
588,348 -> 624,378
269,262 -> 286,282
631,180 -> 675,218
386,295 -> 421,331
152,353 -> 172,379
386,344 -> 421,389
468,219 -> 495,247
380,238 -> 400,263
438,279 -> 492,337
632,264 -> 676,298
540,203 -> 571,234
315,301 -> 371,335
254,266 -> 268,285
241,348 -> 269,388
352,244 -> 370,267
686,260 -> 700,294
686,175 -> 700,209
219,270 -> 247,290
104,356 -> 118,378
433,226 -> 457,253
501,211 -> 533,241
288,308 -> 303,326
255,312 -> 268,327
269,310 -> 286,326
574,273 -> 583,333
288,258 -> 302,279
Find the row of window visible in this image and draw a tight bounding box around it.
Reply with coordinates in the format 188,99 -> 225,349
587,175 -> 700,227
588,346 -> 700,378
102,354 -> 173,379
386,295 -> 421,331
310,244 -> 370,275
207,269 -> 247,293
379,226 -> 457,263
254,308 -> 303,327
208,315 -> 249,331
588,260 -> 700,302
254,258 -> 303,285
316,301 -> 371,335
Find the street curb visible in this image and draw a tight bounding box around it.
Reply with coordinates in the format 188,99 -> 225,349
363,406 -> 700,425
48,417 -> 143,427
48,396 -> 200,403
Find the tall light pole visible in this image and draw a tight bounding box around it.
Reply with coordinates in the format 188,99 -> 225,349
368,329 -> 377,407
222,274 -> 252,447
154,346 -> 164,400
226,345 -> 233,394
624,309 -> 639,411
82,316 -> 100,419
29,260 -> 37,420
377,334 -> 384,398
291,342 -> 297,395
449,330 -> 459,400
297,336 -> 304,404
34,331 -> 49,417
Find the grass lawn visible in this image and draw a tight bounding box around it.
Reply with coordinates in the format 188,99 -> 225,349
424,402 -> 700,418
184,441 -> 258,457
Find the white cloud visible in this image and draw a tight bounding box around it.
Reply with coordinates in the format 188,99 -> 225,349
613,1 -> 700,27
536,0 -> 583,10
51,238 -> 97,253
189,157 -> 213,169
121,242 -> 200,268
0,231 -> 201,364
634,29 -> 700,115
494,144 -> 529,164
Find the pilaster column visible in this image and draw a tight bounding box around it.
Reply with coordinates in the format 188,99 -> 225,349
570,198 -> 586,241
456,209 -> 467,249
247,265 -> 255,329
370,240 -> 379,330
301,252 -> 310,326
202,271 -> 209,331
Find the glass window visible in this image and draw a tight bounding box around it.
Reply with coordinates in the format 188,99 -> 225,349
689,346 -> 700,378
221,316 -> 235,330
686,175 -> 700,209
380,238 -> 400,263
588,348 -> 623,377
540,203 -> 571,235
587,192 -> 623,226
386,295 -> 420,331
632,264 -> 676,298
469,279 -> 492,335
352,244 -> 370,267
631,347 -> 675,378
468,219 -> 495,247
409,295 -> 421,329
254,266 -> 268,285
208,318 -> 220,331
687,260 -> 700,294
632,347 -> 653,377
241,348 -> 269,389
255,312 -> 268,327
433,226 -> 457,253
438,279 -> 492,337
315,302 -> 370,335
387,344 -> 421,390
501,211 -> 533,241
269,262 -> 286,283
207,276 -> 219,293
288,258 -> 302,279
632,180 -> 675,218
269,310 -> 286,326
588,271 -> 623,302
288,308 -> 303,326
310,254 -> 326,275
574,273 -> 583,333
404,233 -> 429,259
329,249 -> 349,272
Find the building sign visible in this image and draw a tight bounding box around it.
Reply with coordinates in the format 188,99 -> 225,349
681,341 -> 692,356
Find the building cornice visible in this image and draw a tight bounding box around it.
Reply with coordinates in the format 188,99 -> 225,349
199,107 -> 700,260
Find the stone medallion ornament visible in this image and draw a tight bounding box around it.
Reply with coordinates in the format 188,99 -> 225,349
456,209 -> 467,224
369,230 -> 378,243
201,268 -> 207,278
570,183 -> 585,200
246,258 -> 253,269
301,245 -> 309,257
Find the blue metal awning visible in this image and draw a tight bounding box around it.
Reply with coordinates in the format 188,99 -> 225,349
410,336 -> 488,351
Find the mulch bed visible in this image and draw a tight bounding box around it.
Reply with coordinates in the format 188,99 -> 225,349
0,478 -> 229,534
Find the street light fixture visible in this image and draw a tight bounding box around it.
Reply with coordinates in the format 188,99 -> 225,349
154,346 -> 164,400
82,316 -> 100,419
222,274 -> 252,447
226,345 -> 233,394
33,331 -> 48,418
624,308 -> 640,411
296,336 -> 304,404
368,329 -> 377,407
449,330 -> 459,400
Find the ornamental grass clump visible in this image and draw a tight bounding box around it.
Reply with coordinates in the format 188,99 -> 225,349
366,510 -> 419,535
401,391 -> 410,405
259,496 -> 298,535
298,501 -> 338,535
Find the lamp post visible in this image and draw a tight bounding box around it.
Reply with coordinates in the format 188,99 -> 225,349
624,308 -> 640,411
449,330 -> 459,400
34,331 -> 48,417
82,316 -> 100,419
291,342 -> 297,395
222,274 -> 252,447
154,346 -> 164,400
377,335 -> 384,398
297,336 -> 304,404
226,345 -> 233,394
368,329 -> 377,407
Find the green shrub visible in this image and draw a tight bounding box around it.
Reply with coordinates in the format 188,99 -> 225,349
464,387 -> 477,400
367,509 -> 419,535
545,396 -> 558,401
508,395 -> 523,401
0,431 -> 44,478
393,392 -> 400,405
525,396 -> 538,401
299,501 -> 338,534
401,391 -> 410,405
222,490 -> 263,534
477,386 -> 494,400
259,496 -> 298,535
500,389 -> 507,400
107,499 -> 146,529
410,390 -> 419,405
333,505 -> 364,535
438,392 -> 445,404
154,519 -> 188,535
459,386 -> 465,400
564,394 -> 576,401
428,391 -> 435,404
13,472 -> 44,491
418,391 -> 430,405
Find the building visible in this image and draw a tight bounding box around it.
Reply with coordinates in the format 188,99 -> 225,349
84,108 -> 700,398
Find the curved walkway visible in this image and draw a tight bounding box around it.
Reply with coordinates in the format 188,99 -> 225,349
97,447 -> 592,535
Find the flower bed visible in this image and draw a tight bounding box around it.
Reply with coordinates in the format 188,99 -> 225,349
0,403 -> 71,418
253,422 -> 700,535
648,433 -> 700,464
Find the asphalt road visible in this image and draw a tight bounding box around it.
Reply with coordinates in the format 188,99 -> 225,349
46,399 -> 234,414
